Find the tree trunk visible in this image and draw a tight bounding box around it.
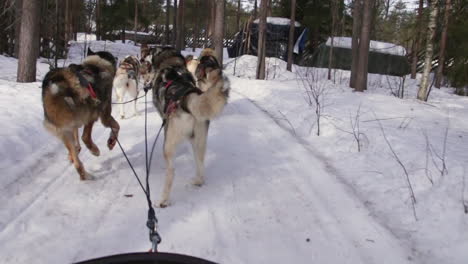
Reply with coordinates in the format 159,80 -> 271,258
417,0 -> 439,101
236,0 -> 241,32
96,0 -> 101,40
175,0 -> 184,51
17,0 -> 41,82
68,0 -> 73,44
267,0 -> 272,17
193,0 -> 199,52
410,0 -> 424,79
40,0 -> 49,58
384,0 -> 390,19
354,0 -> 373,92
14,0 -> 23,57
134,0 -> 138,45
213,0 -> 225,65
435,0 -> 451,88
209,0 -> 216,47
350,0 -> 361,88
286,0 -> 296,72
328,0 -> 338,80
173,0 -> 178,46
256,0 -> 267,80
165,0 -> 170,45
64,0 -> 69,42
253,0 -> 258,18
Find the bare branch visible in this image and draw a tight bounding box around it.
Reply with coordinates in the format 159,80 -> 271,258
374,112 -> 418,221
462,167 -> 468,214
423,131 -> 434,185
277,110 -> 297,136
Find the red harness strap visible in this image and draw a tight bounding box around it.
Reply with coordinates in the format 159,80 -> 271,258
87,83 -> 97,99
164,80 -> 176,115
164,80 -> 173,89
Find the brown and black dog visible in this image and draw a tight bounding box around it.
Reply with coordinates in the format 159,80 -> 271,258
41,48 -> 120,180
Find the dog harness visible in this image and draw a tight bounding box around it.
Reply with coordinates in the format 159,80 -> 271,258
74,67 -> 98,99
162,79 -> 201,117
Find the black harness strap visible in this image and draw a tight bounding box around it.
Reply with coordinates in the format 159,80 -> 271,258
112,90 -> 163,252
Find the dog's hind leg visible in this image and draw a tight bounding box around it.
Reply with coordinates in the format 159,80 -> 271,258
69,128 -> 82,163
190,121 -> 209,186
73,128 -> 81,153
101,104 -> 120,150
82,121 -> 100,156
63,131 -> 87,180
129,80 -> 139,117
158,123 -> 186,208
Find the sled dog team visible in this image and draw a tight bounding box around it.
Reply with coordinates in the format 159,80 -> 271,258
41,46 -> 230,207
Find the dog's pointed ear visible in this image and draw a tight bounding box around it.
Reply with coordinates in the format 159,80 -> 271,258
87,47 -> 95,56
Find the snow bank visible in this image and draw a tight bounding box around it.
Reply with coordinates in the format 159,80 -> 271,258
253,17 -> 301,27
325,37 -> 407,56
231,68 -> 468,264
67,40 -> 141,63
224,55 -> 299,80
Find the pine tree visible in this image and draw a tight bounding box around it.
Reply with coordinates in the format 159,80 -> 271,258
256,0 -> 267,80
213,0 -> 225,65
17,0 -> 41,82
354,0 -> 373,92
286,0 -> 296,72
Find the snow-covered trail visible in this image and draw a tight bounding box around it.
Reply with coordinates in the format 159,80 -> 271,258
0,89 -> 413,263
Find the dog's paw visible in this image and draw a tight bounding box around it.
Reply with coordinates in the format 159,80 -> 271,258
191,177 -> 204,187
107,137 -> 117,150
90,145 -> 100,156
156,200 -> 171,208
81,173 -> 96,181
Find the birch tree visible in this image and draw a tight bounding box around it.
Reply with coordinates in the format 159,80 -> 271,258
417,0 -> 439,101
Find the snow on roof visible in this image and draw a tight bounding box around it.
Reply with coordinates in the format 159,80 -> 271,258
253,17 -> 301,27
110,30 -> 152,36
325,37 -> 406,56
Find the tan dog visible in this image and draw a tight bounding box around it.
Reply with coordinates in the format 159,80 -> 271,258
150,47 -> 229,207
186,48 -> 217,91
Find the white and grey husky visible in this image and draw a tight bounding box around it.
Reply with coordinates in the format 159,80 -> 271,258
113,55 -> 141,119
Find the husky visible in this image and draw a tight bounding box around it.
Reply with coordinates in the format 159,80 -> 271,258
113,55 -> 141,119
139,58 -> 153,87
186,48 -> 217,91
150,47 -> 230,207
41,48 -> 120,180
